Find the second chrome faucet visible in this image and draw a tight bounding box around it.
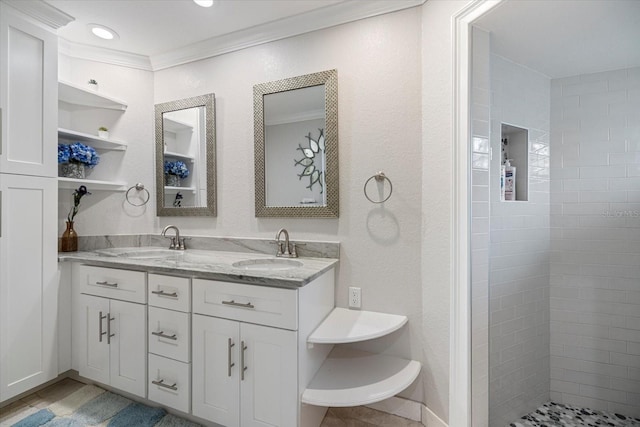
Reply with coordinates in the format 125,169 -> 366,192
162,225 -> 186,250
275,228 -> 298,258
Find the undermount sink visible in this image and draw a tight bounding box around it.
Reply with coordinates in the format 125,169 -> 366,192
95,247 -> 179,259
232,258 -> 303,271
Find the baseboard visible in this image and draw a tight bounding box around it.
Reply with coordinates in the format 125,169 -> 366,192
421,404 -> 448,427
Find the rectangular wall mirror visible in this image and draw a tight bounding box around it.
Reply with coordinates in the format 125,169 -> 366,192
253,69 -> 338,217
155,93 -> 216,216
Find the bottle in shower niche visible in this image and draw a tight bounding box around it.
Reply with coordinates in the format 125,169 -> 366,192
504,159 -> 516,201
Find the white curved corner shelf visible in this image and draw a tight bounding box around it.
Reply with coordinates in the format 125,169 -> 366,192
163,117 -> 193,132
302,347 -> 421,407
58,128 -> 127,151
164,186 -> 196,194
164,151 -> 195,162
58,178 -> 127,191
308,308 -> 408,344
58,81 -> 127,111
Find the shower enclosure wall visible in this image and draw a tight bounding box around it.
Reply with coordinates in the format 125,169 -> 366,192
471,27 -> 640,427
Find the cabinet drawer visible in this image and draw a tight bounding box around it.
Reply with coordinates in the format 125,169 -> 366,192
192,279 -> 297,330
148,307 -> 190,363
148,274 -> 190,312
77,265 -> 146,304
148,354 -> 190,414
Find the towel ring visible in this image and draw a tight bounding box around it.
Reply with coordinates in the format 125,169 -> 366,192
364,172 -> 393,203
125,183 -> 150,206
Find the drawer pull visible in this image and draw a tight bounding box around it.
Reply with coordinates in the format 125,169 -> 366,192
228,338 -> 235,377
96,281 -> 118,288
98,311 -> 107,342
222,300 -> 255,309
152,379 -> 178,391
151,331 -> 177,340
151,290 -> 178,298
241,341 -> 248,381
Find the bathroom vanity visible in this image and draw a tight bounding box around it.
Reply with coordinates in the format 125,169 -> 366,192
62,248 -> 338,427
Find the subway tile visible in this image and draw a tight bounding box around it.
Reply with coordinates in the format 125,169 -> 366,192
563,345 -> 610,364
611,351 -> 640,367
562,369 -> 612,389
563,80 -> 608,97
579,165 -> 626,179
578,384 -> 627,404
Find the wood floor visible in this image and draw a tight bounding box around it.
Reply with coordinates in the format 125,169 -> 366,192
0,378 -> 422,427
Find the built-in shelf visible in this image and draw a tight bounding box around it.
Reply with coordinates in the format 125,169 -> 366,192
308,308 -> 408,344
58,81 -> 128,111
163,117 -> 193,132
301,347 -> 421,407
58,128 -> 127,151
164,151 -> 195,162
58,177 -> 127,191
164,186 -> 196,194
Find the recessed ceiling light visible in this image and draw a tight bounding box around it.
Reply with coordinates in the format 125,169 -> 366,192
88,24 -> 119,41
193,0 -> 214,7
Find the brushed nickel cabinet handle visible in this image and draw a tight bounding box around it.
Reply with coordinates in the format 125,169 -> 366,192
228,338 -> 235,377
151,331 -> 177,340
1,107 -> 3,156
96,281 -> 118,288
152,379 -> 178,391
241,341 -> 248,381
151,290 -> 178,298
107,313 -> 115,344
0,191 -> 2,238
222,300 -> 255,309
98,311 -> 107,342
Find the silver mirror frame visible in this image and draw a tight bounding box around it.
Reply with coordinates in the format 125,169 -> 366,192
155,93 -> 216,216
253,69 -> 338,218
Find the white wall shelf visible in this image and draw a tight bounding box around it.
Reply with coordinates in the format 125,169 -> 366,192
301,347 -> 421,407
164,117 -> 193,132
164,186 -> 196,194
164,151 -> 195,162
58,81 -> 127,111
308,308 -> 408,344
58,178 -> 127,191
58,128 -> 127,151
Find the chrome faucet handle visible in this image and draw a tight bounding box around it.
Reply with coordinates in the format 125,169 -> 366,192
290,242 -> 305,258
177,237 -> 191,250
167,237 -> 177,249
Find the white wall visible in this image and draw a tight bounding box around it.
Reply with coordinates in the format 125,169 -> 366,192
61,7 -> 430,413
488,54 -> 551,426
550,66 -> 640,418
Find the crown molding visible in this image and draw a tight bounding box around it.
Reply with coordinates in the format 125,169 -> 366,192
2,0 -> 74,30
150,0 -> 425,71
59,38 -> 153,71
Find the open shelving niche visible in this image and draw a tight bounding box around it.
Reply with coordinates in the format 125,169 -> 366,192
57,81 -> 128,191
302,307 -> 421,407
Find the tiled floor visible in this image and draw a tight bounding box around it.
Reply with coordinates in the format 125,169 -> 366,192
1,378 -> 422,427
509,401 -> 640,427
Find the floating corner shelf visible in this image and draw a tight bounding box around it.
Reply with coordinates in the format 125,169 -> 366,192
58,81 -> 128,111
58,177 -> 127,191
58,128 -> 127,151
308,307 -> 408,344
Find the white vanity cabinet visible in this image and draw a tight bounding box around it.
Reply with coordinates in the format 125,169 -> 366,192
147,274 -> 192,413
73,265 -> 147,398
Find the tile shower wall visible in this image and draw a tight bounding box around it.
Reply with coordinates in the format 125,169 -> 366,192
550,66 -> 640,418
489,54 -> 551,426
470,27 -> 491,427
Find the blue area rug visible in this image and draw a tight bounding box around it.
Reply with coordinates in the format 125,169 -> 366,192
8,385 -> 200,427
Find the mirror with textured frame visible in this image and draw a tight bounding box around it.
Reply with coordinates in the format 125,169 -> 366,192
155,93 -> 216,216
254,69 -> 338,217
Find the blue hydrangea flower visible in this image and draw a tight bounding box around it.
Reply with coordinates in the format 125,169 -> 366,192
58,144 -> 71,164
164,160 -> 190,179
68,142 -> 100,168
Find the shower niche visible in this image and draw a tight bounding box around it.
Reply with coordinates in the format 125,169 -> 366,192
500,123 -> 529,201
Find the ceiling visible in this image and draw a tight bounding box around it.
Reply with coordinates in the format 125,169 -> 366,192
44,0 -> 423,70
475,0 -> 640,79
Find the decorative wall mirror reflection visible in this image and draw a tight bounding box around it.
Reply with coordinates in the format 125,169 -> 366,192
155,93 -> 216,216
254,69 -> 338,217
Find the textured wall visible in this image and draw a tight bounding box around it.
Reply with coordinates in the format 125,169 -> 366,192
488,54 -> 551,426
550,66 -> 640,418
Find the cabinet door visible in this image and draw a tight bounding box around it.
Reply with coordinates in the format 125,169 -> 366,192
109,299 -> 146,398
0,4 -> 57,177
240,324 -> 298,427
77,294 -> 110,386
192,314 -> 240,427
0,175 -> 58,401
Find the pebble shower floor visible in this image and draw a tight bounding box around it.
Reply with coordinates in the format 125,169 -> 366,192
508,401 -> 640,427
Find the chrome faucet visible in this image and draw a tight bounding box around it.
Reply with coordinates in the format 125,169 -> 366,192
161,225 -> 186,250
275,228 -> 297,258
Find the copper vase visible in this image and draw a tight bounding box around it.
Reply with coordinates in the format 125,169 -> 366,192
60,221 -> 78,252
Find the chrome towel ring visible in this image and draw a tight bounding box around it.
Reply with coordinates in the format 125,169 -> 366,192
364,171 -> 393,203
125,183 -> 150,206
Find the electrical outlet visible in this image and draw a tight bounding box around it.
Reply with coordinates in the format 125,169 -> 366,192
348,287 -> 361,309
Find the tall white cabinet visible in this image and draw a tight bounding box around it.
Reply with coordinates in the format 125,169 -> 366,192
0,1 -> 72,402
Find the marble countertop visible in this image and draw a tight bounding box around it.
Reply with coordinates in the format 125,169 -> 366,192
59,248 -> 338,288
